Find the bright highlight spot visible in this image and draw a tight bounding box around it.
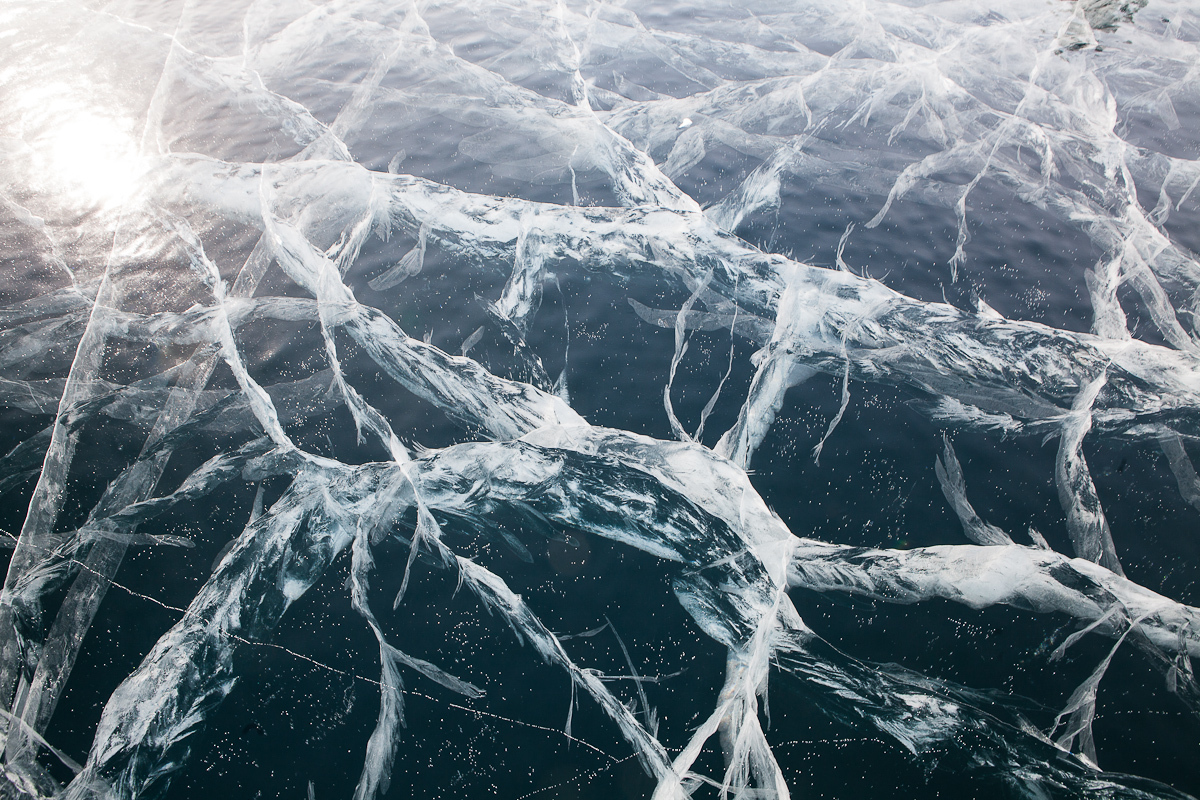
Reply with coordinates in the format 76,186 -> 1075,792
19,84 -> 148,213
38,112 -> 146,210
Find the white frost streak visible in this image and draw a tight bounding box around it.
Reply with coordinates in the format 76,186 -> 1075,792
934,435 -> 1013,547
1056,374 -> 1124,576
787,541 -> 1199,657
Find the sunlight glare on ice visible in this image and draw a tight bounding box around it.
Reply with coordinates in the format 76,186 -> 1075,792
24,85 -> 147,212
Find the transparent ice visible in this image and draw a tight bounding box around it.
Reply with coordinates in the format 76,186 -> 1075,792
0,0 -> 1199,797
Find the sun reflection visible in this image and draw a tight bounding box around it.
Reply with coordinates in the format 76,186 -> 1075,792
42,113 -> 145,209
21,84 -> 149,213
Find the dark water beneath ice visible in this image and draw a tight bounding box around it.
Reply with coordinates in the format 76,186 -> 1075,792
2,1 -> 1200,799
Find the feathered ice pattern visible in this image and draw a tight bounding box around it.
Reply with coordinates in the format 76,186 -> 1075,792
0,0 -> 1199,798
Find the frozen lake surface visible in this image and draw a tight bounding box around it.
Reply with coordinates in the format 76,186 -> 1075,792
2,0 -> 1200,798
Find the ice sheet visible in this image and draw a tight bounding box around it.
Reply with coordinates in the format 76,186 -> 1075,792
1,0 -> 1199,798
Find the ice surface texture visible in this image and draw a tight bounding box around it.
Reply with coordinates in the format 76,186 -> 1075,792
1,0 -> 1200,798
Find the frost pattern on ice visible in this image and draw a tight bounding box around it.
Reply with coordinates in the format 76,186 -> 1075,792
0,0 -> 1199,798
